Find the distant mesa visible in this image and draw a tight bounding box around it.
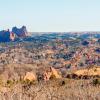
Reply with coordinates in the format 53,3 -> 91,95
0,29 -> 11,42
12,26 -> 28,37
0,26 -> 28,42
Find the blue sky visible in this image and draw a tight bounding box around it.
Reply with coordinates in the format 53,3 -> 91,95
0,0 -> 100,32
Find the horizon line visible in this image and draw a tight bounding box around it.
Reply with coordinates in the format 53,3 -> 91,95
29,31 -> 100,33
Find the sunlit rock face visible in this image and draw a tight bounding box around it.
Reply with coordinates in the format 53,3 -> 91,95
24,72 -> 37,81
10,32 -> 16,41
0,30 -> 11,42
12,26 -> 28,37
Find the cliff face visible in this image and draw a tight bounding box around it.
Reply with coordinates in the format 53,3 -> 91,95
12,26 -> 28,37
0,30 -> 11,42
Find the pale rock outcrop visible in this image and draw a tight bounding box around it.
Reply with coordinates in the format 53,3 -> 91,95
24,72 -> 37,81
74,66 -> 100,76
43,67 -> 62,81
50,67 -> 62,78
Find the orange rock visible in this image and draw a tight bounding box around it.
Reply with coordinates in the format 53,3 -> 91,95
43,67 -> 62,81
10,32 -> 15,41
50,67 -> 62,78
74,66 -> 100,76
43,71 -> 52,81
24,72 -> 36,81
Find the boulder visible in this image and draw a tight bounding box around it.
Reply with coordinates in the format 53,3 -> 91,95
43,67 -> 62,81
73,66 -> 100,77
50,67 -> 62,78
24,72 -> 36,81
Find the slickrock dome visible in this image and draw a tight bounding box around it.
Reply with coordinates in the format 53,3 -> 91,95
74,66 -> 100,76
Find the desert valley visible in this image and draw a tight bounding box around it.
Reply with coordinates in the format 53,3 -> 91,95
0,26 -> 99,100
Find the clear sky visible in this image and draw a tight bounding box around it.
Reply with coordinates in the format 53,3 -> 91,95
0,0 -> 100,32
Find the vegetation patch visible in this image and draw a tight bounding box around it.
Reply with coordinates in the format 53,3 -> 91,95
92,78 -> 100,86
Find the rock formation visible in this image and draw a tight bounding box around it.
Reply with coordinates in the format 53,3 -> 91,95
12,26 -> 28,37
0,26 -> 28,42
74,66 -> 100,76
10,32 -> 16,41
0,29 -> 11,42
24,72 -> 37,81
43,67 -> 62,81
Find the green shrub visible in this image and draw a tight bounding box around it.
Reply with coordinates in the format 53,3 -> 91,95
59,80 -> 66,86
21,79 -> 36,85
6,80 -> 14,87
93,78 -> 100,85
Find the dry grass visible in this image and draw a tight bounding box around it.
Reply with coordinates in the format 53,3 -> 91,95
0,78 -> 100,100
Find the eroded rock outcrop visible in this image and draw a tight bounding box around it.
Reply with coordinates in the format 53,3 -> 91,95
74,67 -> 100,76
12,26 -> 28,37
0,26 -> 28,42
24,72 -> 37,81
43,67 -> 62,81
66,66 -> 100,79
